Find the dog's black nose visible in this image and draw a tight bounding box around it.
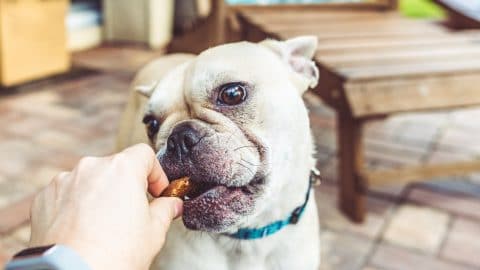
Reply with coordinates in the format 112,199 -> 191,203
167,122 -> 202,157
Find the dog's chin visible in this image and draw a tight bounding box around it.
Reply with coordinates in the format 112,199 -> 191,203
182,183 -> 257,232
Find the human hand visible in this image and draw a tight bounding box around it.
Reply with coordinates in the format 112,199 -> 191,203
29,144 -> 183,270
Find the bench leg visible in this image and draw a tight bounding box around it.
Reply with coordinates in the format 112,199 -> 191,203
337,112 -> 366,223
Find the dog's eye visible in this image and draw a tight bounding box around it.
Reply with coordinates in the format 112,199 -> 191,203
142,115 -> 160,139
218,83 -> 247,106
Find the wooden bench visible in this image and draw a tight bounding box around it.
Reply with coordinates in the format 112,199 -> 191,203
169,0 -> 480,222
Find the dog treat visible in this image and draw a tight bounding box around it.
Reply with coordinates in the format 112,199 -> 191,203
160,177 -> 193,199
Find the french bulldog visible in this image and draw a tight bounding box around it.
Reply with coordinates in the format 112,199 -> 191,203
116,36 -> 320,270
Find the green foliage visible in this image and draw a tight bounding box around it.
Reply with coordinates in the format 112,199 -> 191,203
399,0 -> 446,18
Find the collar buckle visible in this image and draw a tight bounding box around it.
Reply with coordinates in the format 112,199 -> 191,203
311,167 -> 321,186
289,206 -> 303,224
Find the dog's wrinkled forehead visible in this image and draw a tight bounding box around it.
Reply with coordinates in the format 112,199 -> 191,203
186,42 -> 284,95
148,42 -> 286,113
147,61 -> 189,116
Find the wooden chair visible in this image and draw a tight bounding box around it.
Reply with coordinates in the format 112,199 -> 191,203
169,0 -> 480,223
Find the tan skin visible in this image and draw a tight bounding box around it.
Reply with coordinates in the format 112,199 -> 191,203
29,144 -> 183,270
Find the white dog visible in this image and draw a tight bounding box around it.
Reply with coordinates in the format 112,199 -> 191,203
116,36 -> 320,270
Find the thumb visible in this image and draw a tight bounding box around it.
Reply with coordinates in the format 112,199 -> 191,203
149,197 -> 183,236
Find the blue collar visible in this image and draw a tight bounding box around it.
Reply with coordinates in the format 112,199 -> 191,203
224,170 -> 319,240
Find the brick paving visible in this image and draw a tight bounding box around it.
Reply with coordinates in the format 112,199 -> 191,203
1,45 -> 480,269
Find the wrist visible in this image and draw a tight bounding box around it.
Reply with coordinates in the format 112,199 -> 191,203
58,240 -> 147,270
6,244 -> 92,270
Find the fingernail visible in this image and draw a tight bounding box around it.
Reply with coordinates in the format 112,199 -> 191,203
173,199 -> 183,218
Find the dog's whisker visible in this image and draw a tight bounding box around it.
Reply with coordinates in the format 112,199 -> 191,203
240,157 -> 270,167
225,131 -> 236,145
235,161 -> 256,178
233,145 -> 257,152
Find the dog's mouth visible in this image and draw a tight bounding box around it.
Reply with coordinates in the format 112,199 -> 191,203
182,178 -> 261,209
184,179 -> 258,202
180,177 -> 262,232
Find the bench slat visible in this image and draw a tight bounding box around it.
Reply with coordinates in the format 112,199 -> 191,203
345,72 -> 480,117
316,34 -> 480,54
321,45 -> 480,68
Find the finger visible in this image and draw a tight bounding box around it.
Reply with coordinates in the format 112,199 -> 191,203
149,197 -> 183,237
147,159 -> 169,197
121,144 -> 168,192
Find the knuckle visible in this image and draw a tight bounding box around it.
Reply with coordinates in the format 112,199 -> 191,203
77,156 -> 99,169
136,143 -> 155,158
52,171 -> 69,183
111,152 -> 128,165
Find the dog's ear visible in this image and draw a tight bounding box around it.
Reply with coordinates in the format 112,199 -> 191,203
261,36 -> 319,93
135,81 -> 158,98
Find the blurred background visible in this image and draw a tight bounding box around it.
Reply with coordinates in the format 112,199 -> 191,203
1,0 -> 480,269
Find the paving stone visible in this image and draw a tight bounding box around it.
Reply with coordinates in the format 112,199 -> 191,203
368,183 -> 406,199
311,123 -> 337,153
313,147 -> 332,166
427,150 -> 473,164
398,110 -> 451,126
407,188 -> 480,220
437,129 -> 480,155
0,139 -> 36,178
5,92 -> 81,122
31,130 -> 89,165
73,136 -> 116,157
304,92 -> 335,118
441,218 -> 480,268
394,121 -> 440,148
0,175 -> 6,185
33,130 -> 79,151
365,138 -> 425,166
382,205 -> 450,254
418,178 -> 480,198
451,106 -> 480,122
3,114 -> 53,139
320,229 -> 375,270
370,243 -> 474,270
72,45 -> 165,74
2,90 -> 58,107
365,157 -> 400,170
24,165 -> 63,189
318,158 -> 337,184
0,180 -> 35,209
40,151 -> 82,170
54,123 -> 108,143
316,184 -> 393,239
467,172 -> 480,185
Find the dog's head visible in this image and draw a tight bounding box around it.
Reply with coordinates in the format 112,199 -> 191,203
137,36 -> 319,233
